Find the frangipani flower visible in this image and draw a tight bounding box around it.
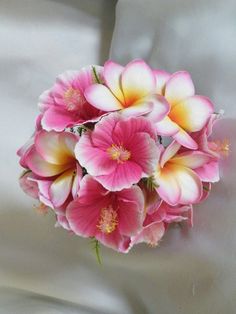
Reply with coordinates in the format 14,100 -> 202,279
24,130 -> 82,208
66,175 -> 145,253
85,59 -> 169,122
75,113 -> 159,191
153,141 -> 218,205
39,66 -> 105,131
154,70 -> 214,149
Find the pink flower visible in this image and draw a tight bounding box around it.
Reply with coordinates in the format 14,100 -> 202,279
154,70 -> 214,149
75,113 -> 159,191
153,141 -> 218,205
131,201 -> 193,247
66,175 -> 145,253
85,59 -> 169,122
39,66 -> 105,131
19,171 -> 40,199
23,130 -> 82,208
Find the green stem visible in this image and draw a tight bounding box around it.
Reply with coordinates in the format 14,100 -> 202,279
92,66 -> 101,84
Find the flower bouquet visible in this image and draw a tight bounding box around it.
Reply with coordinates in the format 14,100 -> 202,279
18,60 -> 228,256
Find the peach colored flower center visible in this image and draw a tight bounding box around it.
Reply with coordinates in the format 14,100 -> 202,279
107,144 -> 131,163
63,87 -> 86,111
97,205 -> 118,234
208,139 -> 230,157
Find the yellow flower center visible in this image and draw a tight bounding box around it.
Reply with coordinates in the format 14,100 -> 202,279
107,144 -> 131,163
63,87 -> 86,111
97,205 -> 118,234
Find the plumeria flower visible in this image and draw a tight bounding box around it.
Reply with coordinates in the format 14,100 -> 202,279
66,175 -> 145,253
154,70 -> 214,149
23,130 -> 82,208
153,141 -> 219,205
84,59 -> 170,122
75,113 -> 159,191
39,66 -> 105,131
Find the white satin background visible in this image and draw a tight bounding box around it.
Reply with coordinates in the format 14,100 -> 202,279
0,0 -> 236,313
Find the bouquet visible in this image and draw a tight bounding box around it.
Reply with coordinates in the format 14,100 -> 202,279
18,60 -> 228,256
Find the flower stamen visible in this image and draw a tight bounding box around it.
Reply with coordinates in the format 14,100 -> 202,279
107,144 -> 131,163
97,205 -> 118,234
64,87 -> 86,111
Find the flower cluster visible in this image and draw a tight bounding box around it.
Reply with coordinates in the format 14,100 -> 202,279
18,60 -> 228,253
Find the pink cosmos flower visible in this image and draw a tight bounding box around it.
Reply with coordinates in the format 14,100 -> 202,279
75,113 -> 159,191
66,175 -> 145,253
84,59 -> 170,122
23,130 -> 82,208
153,141 -> 218,205
39,66 -> 105,131
154,70 -> 214,149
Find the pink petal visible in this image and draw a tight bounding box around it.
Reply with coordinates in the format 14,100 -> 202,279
19,172 -> 39,199
25,147 -> 70,177
75,132 -> 116,176
41,106 -> 80,132
194,160 -> 220,182
85,84 -> 122,111
96,232 -> 131,253
49,169 -> 74,207
66,199 -> 103,237
117,185 -> 145,211
144,94 -> 170,123
172,128 -> 198,149
127,132 -> 159,175
165,71 -> 195,106
121,59 -> 155,105
103,60 -> 124,102
153,70 -> 171,95
71,164 -> 83,198
131,221 -> 165,247
170,95 -> 214,132
96,161 -> 142,191
114,115 -> 157,142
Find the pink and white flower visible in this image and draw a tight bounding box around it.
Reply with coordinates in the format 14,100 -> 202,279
23,130 -> 82,208
85,59 -> 170,122
75,113 -> 159,191
66,175 -> 145,253
39,66 -> 105,131
154,70 -> 214,149
153,141 -> 218,205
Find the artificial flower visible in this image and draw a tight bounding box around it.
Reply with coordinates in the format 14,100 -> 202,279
75,113 -> 159,191
66,175 -> 144,253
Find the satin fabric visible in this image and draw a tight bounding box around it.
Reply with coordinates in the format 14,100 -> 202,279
0,0 -> 236,313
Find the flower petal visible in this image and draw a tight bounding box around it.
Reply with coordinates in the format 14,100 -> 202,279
75,132 -> 116,176
96,161 -> 142,191
25,147 -> 70,177
155,165 -> 181,206
49,169 -> 74,207
85,84 -> 122,111
155,116 -> 180,136
194,160 -> 220,183
172,128 -> 198,149
103,60 -> 124,102
165,71 -> 195,106
160,141 -> 181,167
153,70 -> 171,95
121,59 -> 155,105
170,164 -> 202,204
131,221 -> 165,247
170,151 -> 211,169
169,95 -> 214,132
144,94 -> 170,123
35,130 -> 76,165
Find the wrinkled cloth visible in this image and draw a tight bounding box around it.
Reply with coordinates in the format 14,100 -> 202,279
0,0 -> 236,313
